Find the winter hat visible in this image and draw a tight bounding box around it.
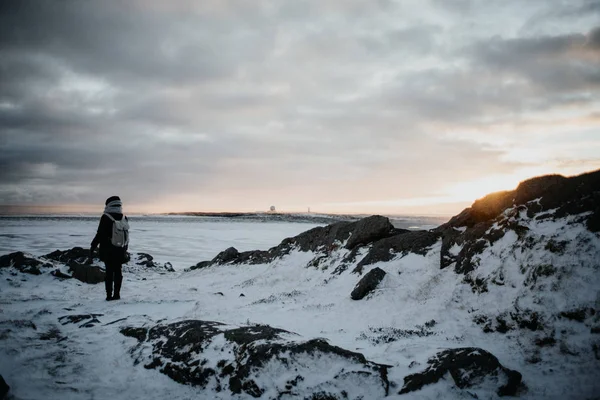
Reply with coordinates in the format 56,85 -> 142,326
105,196 -> 121,205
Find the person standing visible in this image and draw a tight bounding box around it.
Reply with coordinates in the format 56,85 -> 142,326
90,196 -> 130,301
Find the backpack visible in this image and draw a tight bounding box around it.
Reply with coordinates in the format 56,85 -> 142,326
104,213 -> 130,247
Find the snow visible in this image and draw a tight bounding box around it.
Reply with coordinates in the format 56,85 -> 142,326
1,214 -> 599,399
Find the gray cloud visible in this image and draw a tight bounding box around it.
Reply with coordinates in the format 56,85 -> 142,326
0,0 -> 599,212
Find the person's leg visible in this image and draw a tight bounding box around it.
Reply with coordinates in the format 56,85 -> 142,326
113,264 -> 123,300
105,262 -> 114,300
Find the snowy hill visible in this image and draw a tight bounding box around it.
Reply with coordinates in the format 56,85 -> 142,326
1,170 -> 599,399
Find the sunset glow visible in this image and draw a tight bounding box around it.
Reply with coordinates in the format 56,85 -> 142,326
0,1 -> 598,216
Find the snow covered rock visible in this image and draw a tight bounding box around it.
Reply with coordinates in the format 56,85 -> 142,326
399,347 -> 522,396
69,263 -> 105,284
189,215 -> 400,270
121,320 -> 390,399
350,267 -> 386,300
43,246 -> 89,264
353,230 -> 439,273
0,251 -> 52,275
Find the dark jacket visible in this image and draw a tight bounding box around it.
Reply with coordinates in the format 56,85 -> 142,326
91,213 -> 128,264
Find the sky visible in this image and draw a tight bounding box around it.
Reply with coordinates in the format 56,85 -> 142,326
1,0 -> 599,216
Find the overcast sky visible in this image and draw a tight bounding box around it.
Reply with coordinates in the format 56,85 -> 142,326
1,0 -> 599,215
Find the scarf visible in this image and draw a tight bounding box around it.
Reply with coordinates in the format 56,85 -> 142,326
104,199 -> 123,214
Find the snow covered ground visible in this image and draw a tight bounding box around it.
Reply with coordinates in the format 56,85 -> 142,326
1,213 -> 599,399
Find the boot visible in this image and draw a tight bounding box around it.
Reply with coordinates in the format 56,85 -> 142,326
105,280 -> 113,301
113,276 -> 122,300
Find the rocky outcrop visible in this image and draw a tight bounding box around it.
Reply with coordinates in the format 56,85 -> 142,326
41,247 -> 106,283
0,251 -> 52,275
351,267 -> 386,300
132,253 -> 175,272
442,170 -> 600,231
44,247 -> 89,264
399,347 -> 522,396
69,262 -> 105,284
121,320 -> 390,398
0,374 -> 9,399
354,230 -> 440,273
190,215 -> 400,270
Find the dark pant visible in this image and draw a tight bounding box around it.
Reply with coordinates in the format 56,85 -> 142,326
105,262 -> 123,296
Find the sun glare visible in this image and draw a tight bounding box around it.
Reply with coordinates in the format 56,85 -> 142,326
442,171 -> 541,203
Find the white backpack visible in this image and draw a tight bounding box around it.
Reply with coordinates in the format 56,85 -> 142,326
104,213 -> 130,247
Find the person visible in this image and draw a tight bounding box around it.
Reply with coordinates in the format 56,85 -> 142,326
90,196 -> 130,301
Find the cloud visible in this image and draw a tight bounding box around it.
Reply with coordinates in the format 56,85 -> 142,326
0,0 -> 598,213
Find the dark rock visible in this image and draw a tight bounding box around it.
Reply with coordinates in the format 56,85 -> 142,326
354,231 -> 439,273
44,247 -> 89,264
59,314 -> 103,326
0,251 -> 50,275
560,308 -> 592,322
121,320 -> 389,398
399,347 -> 522,397
51,269 -> 73,280
545,239 -> 568,254
534,336 -> 556,347
136,253 -> 155,267
69,262 -> 105,284
0,374 -> 9,399
0,320 -> 37,330
190,215 -> 401,269
213,247 -> 240,264
135,253 -> 175,272
351,267 -> 386,300
344,215 -> 396,250
189,261 -> 212,271
446,191 -> 514,228
121,327 -> 148,342
510,309 -> 544,331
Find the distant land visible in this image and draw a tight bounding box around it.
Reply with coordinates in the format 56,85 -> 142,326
166,211 -> 448,230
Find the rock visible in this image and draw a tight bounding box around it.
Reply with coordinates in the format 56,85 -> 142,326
190,215 -> 401,269
69,262 -> 105,284
446,191 -> 515,228
399,347 -> 522,396
121,320 -> 389,398
351,267 -> 386,300
44,247 -> 89,264
0,251 -> 51,275
442,170 -> 600,231
59,314 -> 103,328
344,215 -> 396,250
189,261 -> 212,271
51,269 -> 73,279
354,231 -> 440,273
136,253 -> 155,267
0,374 -> 9,399
213,247 -> 240,264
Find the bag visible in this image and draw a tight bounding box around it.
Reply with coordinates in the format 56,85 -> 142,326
104,213 -> 130,247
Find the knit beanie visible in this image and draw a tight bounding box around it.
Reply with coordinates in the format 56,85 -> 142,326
105,196 -> 121,205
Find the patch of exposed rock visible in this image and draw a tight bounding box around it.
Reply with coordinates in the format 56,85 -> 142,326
44,247 -> 90,264
353,231 -> 440,273
399,347 -> 522,396
121,320 -> 390,398
351,267 -> 386,300
43,247 -> 105,284
190,215 -> 400,270
0,251 -> 52,275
